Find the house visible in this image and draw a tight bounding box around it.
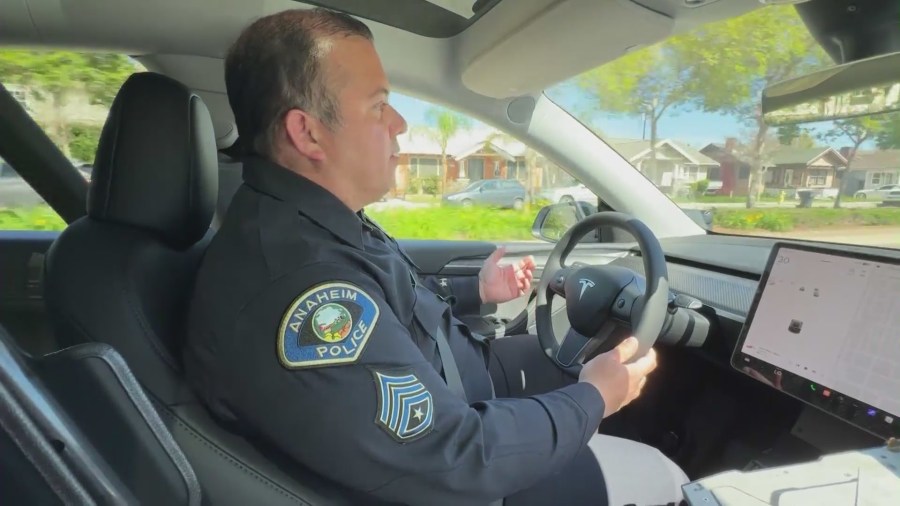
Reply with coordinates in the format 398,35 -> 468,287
392,132 -> 449,197
391,130 -> 575,197
451,137 -> 527,183
609,138 -> 720,194
841,149 -> 900,195
701,140 -> 751,196
761,147 -> 847,198
701,142 -> 848,197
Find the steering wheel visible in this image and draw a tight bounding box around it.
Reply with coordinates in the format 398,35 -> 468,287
536,211 -> 670,376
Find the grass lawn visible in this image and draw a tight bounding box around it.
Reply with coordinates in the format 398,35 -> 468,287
3,203 -> 900,240
0,206 -> 67,231
368,205 -> 539,241
402,194 -> 441,204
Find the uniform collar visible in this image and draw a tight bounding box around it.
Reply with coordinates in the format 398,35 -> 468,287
242,156 -> 365,249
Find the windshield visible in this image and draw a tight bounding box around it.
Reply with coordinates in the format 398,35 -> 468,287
546,4 -> 900,250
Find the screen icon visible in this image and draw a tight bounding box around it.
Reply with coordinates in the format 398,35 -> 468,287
867,408 -> 877,417
886,416 -> 894,424
822,389 -> 831,398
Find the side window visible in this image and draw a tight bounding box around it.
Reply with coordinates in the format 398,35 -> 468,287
0,50 -> 142,231
372,95 -> 596,241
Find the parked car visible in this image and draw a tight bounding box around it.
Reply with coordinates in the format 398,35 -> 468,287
537,182 -> 596,204
854,184 -> 900,199
881,189 -> 900,207
442,179 -> 527,209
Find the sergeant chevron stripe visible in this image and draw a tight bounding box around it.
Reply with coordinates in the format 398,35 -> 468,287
373,370 -> 434,442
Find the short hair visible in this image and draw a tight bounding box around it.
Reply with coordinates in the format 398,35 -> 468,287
224,8 -> 373,157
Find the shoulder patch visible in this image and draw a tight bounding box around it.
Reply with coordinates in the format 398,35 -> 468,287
372,368 -> 434,442
278,282 -> 379,369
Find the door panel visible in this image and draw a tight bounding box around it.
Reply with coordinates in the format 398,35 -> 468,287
397,239 -> 496,275
0,231 -> 59,355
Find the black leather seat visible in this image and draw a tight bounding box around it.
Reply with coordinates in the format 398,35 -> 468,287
43,72 -> 368,506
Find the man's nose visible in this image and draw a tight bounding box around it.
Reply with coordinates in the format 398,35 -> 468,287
390,105 -> 408,135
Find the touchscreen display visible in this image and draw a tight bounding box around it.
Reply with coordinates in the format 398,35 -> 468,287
735,243 -> 900,439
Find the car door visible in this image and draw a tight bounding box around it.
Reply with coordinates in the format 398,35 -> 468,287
499,180 -> 522,205
479,180 -> 500,205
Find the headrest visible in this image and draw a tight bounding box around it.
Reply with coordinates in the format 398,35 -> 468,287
88,72 -> 218,249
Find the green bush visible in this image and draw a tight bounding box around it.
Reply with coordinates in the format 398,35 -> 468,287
711,207 -> 900,232
68,124 -> 103,163
421,176 -> 440,196
690,179 -> 710,198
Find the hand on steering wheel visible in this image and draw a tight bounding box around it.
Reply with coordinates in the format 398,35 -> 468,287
580,336 -> 658,418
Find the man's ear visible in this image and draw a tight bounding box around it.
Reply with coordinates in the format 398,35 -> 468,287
283,109 -> 326,162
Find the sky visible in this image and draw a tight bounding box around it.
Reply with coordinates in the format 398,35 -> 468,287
391,91 -> 743,150
389,86 -> 865,153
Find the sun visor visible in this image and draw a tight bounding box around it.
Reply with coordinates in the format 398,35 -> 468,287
460,0 -> 673,98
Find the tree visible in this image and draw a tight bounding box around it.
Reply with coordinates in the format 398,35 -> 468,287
574,43 -> 698,186
875,112 -> 900,149
681,5 -> 830,207
0,50 -> 137,157
68,124 -> 103,163
776,124 -> 815,148
423,106 -> 472,193
818,117 -> 886,208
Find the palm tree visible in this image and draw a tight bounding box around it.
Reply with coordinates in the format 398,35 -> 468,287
424,107 -> 472,193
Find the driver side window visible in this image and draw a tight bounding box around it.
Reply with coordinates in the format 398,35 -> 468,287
369,95 -> 597,241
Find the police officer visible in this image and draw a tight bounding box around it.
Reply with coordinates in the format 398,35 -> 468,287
184,7 -> 688,506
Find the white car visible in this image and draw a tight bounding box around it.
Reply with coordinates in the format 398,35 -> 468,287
882,188 -> 900,206
854,184 -> 900,199
538,183 -> 596,204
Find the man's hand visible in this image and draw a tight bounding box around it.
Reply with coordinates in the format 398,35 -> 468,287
478,246 -> 536,304
579,337 -> 657,418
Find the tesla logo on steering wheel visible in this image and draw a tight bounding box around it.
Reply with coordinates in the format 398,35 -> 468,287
578,279 -> 595,300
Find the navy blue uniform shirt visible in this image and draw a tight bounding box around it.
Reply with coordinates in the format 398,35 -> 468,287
183,156 -> 606,505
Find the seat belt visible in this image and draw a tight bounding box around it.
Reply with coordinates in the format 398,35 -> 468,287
436,315 -> 505,506
434,310 -> 467,403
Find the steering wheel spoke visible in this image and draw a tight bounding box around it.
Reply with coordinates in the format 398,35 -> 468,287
556,321 -> 617,368
547,266 -> 576,297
